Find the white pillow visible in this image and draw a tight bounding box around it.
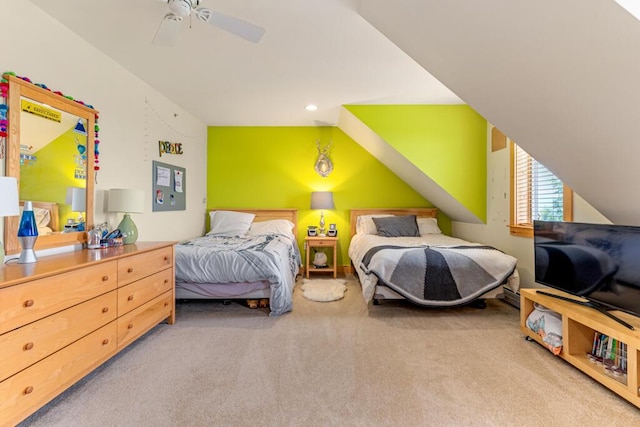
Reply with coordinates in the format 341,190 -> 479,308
417,217 -> 442,235
355,214 -> 394,235
247,219 -> 295,238
207,210 -> 255,236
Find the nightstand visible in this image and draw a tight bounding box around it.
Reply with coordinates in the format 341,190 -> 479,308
304,236 -> 338,279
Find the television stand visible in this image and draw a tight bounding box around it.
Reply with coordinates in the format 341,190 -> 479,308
521,288 -> 640,408
535,290 -> 635,330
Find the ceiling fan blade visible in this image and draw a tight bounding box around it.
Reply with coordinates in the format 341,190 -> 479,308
195,8 -> 265,43
152,13 -> 183,46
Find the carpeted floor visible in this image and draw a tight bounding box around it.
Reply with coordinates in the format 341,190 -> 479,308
19,277 -> 640,426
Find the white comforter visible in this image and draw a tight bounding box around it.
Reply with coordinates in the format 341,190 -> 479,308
175,233 -> 301,316
349,233 -> 520,303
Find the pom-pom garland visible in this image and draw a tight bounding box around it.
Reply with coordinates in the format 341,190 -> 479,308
1,71 -> 100,171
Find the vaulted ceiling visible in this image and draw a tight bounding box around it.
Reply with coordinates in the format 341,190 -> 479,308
30,0 -> 462,126
29,0 -> 640,225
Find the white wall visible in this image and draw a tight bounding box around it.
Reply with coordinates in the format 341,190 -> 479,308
3,2 -> 208,245
452,125 -> 611,289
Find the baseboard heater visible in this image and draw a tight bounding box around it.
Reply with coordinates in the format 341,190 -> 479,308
501,286 -> 520,309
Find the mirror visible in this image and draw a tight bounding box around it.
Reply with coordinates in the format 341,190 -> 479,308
3,74 -> 97,255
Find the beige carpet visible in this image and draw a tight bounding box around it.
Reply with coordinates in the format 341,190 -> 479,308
20,277 -> 640,426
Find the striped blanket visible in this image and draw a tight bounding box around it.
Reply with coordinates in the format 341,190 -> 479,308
361,245 -> 517,306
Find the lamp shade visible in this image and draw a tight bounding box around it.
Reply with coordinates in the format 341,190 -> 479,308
310,191 -> 335,210
108,189 -> 145,213
0,177 -> 20,217
66,187 -> 86,213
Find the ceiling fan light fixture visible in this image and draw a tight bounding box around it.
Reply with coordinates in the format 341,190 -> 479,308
153,0 -> 264,46
168,0 -> 196,18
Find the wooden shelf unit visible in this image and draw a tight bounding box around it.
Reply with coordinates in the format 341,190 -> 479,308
520,288 -> 640,408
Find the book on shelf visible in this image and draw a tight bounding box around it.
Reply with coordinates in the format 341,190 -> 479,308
589,331 -> 627,379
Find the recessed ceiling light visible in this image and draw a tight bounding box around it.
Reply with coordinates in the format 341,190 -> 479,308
305,104 -> 318,111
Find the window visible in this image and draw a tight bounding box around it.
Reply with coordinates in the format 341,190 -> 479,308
510,142 -> 573,237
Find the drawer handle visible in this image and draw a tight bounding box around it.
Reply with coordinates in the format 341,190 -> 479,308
102,275 -> 109,282
23,299 -> 34,308
24,386 -> 34,395
23,342 -> 34,351
102,339 -> 110,345
102,307 -> 109,313
164,279 -> 169,284
127,295 -> 134,301
164,302 -> 169,307
127,323 -> 134,329
127,267 -> 134,273
164,256 -> 169,262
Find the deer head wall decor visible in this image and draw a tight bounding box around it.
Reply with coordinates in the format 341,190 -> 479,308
314,139 -> 333,178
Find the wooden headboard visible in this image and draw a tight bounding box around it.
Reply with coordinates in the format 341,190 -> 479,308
20,200 -> 60,233
349,208 -> 438,238
208,209 -> 298,236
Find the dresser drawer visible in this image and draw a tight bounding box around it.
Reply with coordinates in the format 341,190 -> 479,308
0,261 -> 118,335
117,247 -> 173,287
0,321 -> 117,425
117,291 -> 172,348
0,291 -> 117,383
118,269 -> 173,315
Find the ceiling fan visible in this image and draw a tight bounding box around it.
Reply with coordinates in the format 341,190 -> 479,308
153,0 -> 265,46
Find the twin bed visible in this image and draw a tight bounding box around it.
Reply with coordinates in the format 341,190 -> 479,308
173,207 -> 519,316
174,209 -> 301,316
348,208 -> 519,307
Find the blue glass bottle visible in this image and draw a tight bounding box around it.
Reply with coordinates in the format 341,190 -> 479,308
18,201 -> 38,263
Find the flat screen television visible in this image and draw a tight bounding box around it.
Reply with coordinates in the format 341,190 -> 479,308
534,220 -> 640,329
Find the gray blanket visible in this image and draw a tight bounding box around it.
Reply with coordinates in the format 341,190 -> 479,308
361,244 -> 517,306
175,233 -> 301,316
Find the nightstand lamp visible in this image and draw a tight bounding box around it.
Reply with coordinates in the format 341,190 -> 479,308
108,189 -> 145,244
0,177 -> 20,265
310,191 -> 334,236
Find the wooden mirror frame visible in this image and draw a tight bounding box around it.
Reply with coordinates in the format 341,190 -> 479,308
3,74 -> 97,255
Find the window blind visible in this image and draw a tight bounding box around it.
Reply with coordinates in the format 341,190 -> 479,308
514,144 -> 564,226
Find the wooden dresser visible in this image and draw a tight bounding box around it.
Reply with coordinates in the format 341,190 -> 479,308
0,242 -> 175,425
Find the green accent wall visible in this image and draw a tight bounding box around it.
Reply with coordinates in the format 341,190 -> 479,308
345,105 -> 487,222
207,126 -> 448,266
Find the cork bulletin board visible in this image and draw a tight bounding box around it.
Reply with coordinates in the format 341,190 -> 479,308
152,160 -> 186,211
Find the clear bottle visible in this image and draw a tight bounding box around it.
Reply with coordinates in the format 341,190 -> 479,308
87,227 -> 102,249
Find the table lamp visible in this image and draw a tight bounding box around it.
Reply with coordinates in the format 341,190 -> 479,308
108,189 -> 145,244
0,177 -> 20,265
310,191 -> 334,236
66,187 -> 87,231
